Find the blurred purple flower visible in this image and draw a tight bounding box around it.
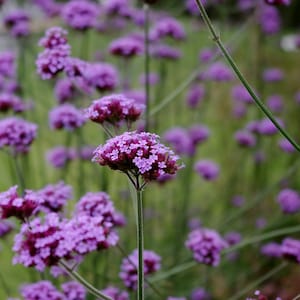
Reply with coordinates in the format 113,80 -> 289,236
194,160 -> 219,181
234,130 -> 256,148
191,287 -> 211,300
109,37 -> 143,58
101,286 -> 129,300
261,242 -> 282,258
276,188 -> 300,214
186,84 -> 205,109
262,68 -> 284,82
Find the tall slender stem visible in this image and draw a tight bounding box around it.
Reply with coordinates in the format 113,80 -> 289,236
144,3 -> 150,132
14,155 -> 25,195
59,260 -> 112,300
136,178 -> 144,300
194,0 -> 300,153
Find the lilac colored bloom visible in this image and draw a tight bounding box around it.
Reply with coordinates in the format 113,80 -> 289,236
93,131 -> 181,182
266,95 -> 283,113
151,45 -> 182,60
205,62 -> 234,81
194,160 -> 219,181
186,228 -> 227,266
232,85 -> 253,104
257,118 -> 283,135
156,173 -> 176,184
120,249 -> 161,290
101,286 -> 129,300
64,57 -> 87,78
261,242 -> 282,258
109,37 -> 143,58
224,232 -> 242,246
123,90 -> 146,105
4,9 -> 31,38
46,146 -> 75,168
189,125 -> 210,146
199,48 -> 215,63
54,78 -> 77,104
61,0 -> 100,30
262,68 -> 284,82
281,238 -> 300,263
35,181 -> 73,213
234,130 -> 256,147
49,104 -> 86,131
33,0 -> 63,18
39,27 -> 68,49
0,186 -> 39,221
276,189 -> 300,214
264,0 -> 290,6
231,195 -> 245,207
246,120 -> 260,134
258,5 -> 281,35
0,93 -> 26,113
186,0 -> 207,15
61,281 -> 86,300
186,84 -> 205,108
102,0 -> 131,16
21,281 -> 64,300
188,218 -> 202,230
74,192 -> 126,227
36,45 -> 70,80
86,94 -> 145,127
83,63 -> 119,92
139,72 -> 159,86
278,138 -> 295,153
256,217 -> 267,229
150,18 -> 186,41
78,145 -> 95,160
0,52 -> 15,78
0,219 -> 14,237
0,117 -> 37,154
191,287 -> 211,300
232,102 -> 247,119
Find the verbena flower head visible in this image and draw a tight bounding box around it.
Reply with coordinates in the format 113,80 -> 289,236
194,160 -> 219,181
281,238 -> 300,263
4,9 -> 31,38
262,68 -> 284,82
264,0 -> 290,5
101,286 -> 129,300
191,287 -> 211,300
109,37 -> 144,58
36,181 -> 73,213
257,118 -> 283,136
120,249 -> 161,290
39,27 -> 68,49
0,186 -> 39,221
0,117 -> 37,154
150,17 -> 186,41
140,72 -> 159,86
74,192 -> 126,227
86,94 -> 145,127
261,242 -> 282,258
93,131 -> 182,182
36,45 -> 70,80
185,228 -> 228,266
232,85 -> 253,104
49,104 -> 86,131
0,51 -> 15,78
276,189 -> 300,214
186,84 -> 205,109
205,62 -> 234,81
0,219 -> 14,237
278,138 -> 295,154
61,281 -> 86,300
199,48 -> 215,63
21,281 -> 64,300
61,0 -> 100,30
102,0 -> 131,16
151,44 -> 182,60
234,130 -> 256,148
83,63 -> 119,92
54,78 -> 77,104
0,93 -> 27,113
266,95 -> 283,113
33,0 -> 63,18
259,4 -> 281,35
224,231 -> 242,246
46,146 -> 76,168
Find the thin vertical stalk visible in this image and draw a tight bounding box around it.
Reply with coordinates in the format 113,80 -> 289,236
144,3 -> 150,132
194,0 -> 300,153
14,155 -> 25,195
136,177 -> 144,300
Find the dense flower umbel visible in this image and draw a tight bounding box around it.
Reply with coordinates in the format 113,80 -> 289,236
261,242 -> 282,258
46,146 -> 76,168
61,281 -> 86,300
0,52 -> 15,78
281,238 -> 300,263
186,228 -> 228,266
0,117 -> 37,154
191,288 -> 211,300
194,160 -> 219,181
0,186 -> 39,221
49,104 -> 86,131
3,9 -> 31,37
151,44 -> 182,60
93,131 -> 181,182
264,0 -> 290,5
120,249 -> 161,290
21,281 -> 64,300
39,27 -> 68,49
61,0 -> 100,30
109,37 -> 144,58
101,286 -> 129,300
276,189 -> 300,214
0,93 -> 27,113
33,0 -> 63,18
86,94 -> 145,127
0,219 -> 14,237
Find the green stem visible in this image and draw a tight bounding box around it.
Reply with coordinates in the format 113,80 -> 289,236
194,0 -> 300,153
0,271 -> 10,297
144,3 -> 150,132
136,178 -> 144,300
14,155 -> 25,195
59,260 -> 112,300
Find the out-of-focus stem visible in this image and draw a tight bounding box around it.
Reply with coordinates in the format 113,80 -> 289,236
14,155 -> 25,195
144,3 -> 150,132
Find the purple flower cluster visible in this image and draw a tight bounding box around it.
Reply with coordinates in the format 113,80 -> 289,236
0,117 -> 37,154
0,186 -> 39,221
0,52 -> 15,78
186,84 -> 206,108
191,288 -> 211,300
276,188 -> 300,214
61,281 -> 86,300
54,78 -> 77,104
205,62 -> 234,81
266,95 -> 283,113
61,0 -> 100,30
0,93 -> 27,113
93,131 -> 181,182
258,5 -> 281,35
278,138 -> 295,154
49,104 -> 86,131
151,44 -> 182,60
234,130 -> 256,148
150,18 -> 186,41
261,242 -> 282,258
101,286 -> 129,300
262,68 -> 284,82
33,0 -> 63,18
74,191 -> 126,227
194,160 -> 219,181
232,85 -> 253,104
13,212 -> 118,271
46,146 -> 76,168
264,0 -> 290,6
0,219 -> 14,237
120,249 -> 161,290
185,228 -> 227,266
102,0 -> 131,16
86,94 -> 145,127
109,37 -> 143,58
3,9 -> 30,38
39,27 -> 68,49
281,238 -> 300,263
164,125 -> 210,156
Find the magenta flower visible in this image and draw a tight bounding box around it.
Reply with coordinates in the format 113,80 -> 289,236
0,51 -> 15,78
231,85 -> 253,104
0,219 -> 14,237
186,84 -> 205,109
0,93 -> 27,113
234,130 -> 256,148
261,242 -> 282,258
257,117 -> 283,135
93,131 -> 182,182
191,287 -> 211,300
109,37 -> 144,58
54,78 -> 77,104
39,27 -> 69,49
61,281 -> 86,300
101,286 -> 129,300
276,189 -> 300,214
262,68 -> 284,82
205,62 -> 234,82
102,0 -> 131,16
264,0 -> 290,5
278,138 -> 295,154
266,95 -> 283,113
185,228 -> 227,266
86,94 -> 145,127
281,238 -> 300,263
33,0 -> 63,18
151,44 -> 182,60
120,249 -> 161,290
194,160 -> 219,181
49,104 -> 86,131
258,5 -> 281,35
46,146 -> 76,168
21,281 -> 64,300
3,9 -> 31,38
